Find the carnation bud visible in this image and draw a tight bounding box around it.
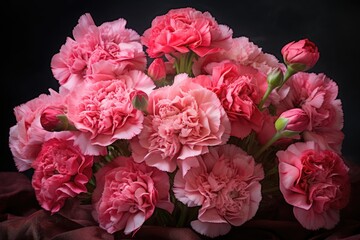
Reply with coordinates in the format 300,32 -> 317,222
131,90 -> 149,113
281,38 -> 320,72
40,106 -> 74,131
148,58 -> 166,81
267,68 -> 284,87
275,108 -> 310,132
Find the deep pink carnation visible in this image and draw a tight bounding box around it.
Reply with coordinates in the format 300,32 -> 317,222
141,7 -> 233,58
277,141 -> 350,230
67,71 -> 154,147
9,89 -> 68,171
51,13 -> 146,90
281,38 -> 319,71
194,60 -> 267,139
174,144 -> 264,237
131,74 -> 230,173
31,138 -> 93,213
279,72 -> 344,152
92,157 -> 173,235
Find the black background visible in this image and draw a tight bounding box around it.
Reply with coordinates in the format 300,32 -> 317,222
3,0 -> 360,171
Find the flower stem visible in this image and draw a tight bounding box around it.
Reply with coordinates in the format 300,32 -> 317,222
278,66 -> 296,88
175,52 -> 196,76
258,85 -> 274,110
255,131 -> 281,159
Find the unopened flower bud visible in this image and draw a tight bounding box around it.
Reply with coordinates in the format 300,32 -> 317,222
281,38 -> 320,72
148,58 -> 166,81
267,68 -> 284,87
131,90 -> 149,112
40,106 -> 74,131
275,108 -> 310,132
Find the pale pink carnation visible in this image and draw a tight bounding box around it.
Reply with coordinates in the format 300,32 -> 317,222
9,89 -> 68,171
31,138 -> 93,214
278,72 -> 344,152
92,156 -> 173,235
131,73 -> 230,173
277,141 -> 350,230
173,144 -> 264,238
192,37 -> 283,76
194,60 -> 267,139
51,13 -> 146,90
67,70 -> 154,147
141,7 -> 233,58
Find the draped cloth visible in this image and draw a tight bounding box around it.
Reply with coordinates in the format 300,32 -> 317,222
1,171 -> 359,240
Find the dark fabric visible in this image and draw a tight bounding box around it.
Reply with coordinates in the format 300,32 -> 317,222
1,171 -> 359,240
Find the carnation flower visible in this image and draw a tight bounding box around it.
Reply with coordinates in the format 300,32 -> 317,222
9,89 -> 68,171
192,37 -> 283,76
51,13 -> 146,90
278,72 -> 344,152
281,38 -> 319,72
7,7 -> 352,239
173,144 -> 264,237
92,156 -> 173,235
141,7 -> 233,58
193,60 -> 267,139
147,58 -> 167,81
31,138 -> 93,213
276,141 -> 350,230
131,73 -> 230,173
66,70 -> 155,150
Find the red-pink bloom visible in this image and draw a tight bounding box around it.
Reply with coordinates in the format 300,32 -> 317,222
276,108 -> 310,132
131,74 -> 230,173
278,72 -> 344,152
194,60 -> 267,139
67,70 -> 154,147
51,13 -> 146,90
40,106 -> 68,131
31,138 -> 93,214
92,156 -> 173,235
147,58 -> 167,81
281,38 -> 319,71
9,89 -> 68,171
277,141 -> 350,230
174,144 -> 264,237
141,7 -> 233,58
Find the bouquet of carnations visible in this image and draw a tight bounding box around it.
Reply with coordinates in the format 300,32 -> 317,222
8,7 -> 350,238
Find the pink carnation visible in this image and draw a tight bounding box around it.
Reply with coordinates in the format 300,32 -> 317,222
131,74 -> 230,173
51,13 -> 146,90
281,38 -> 319,71
173,144 -> 264,237
92,156 -> 173,235
279,72 -> 344,152
195,60 -> 267,139
9,89 -> 68,171
141,7 -> 233,58
31,138 -> 93,214
192,37 -> 283,76
277,141 -> 350,230
67,70 -> 154,147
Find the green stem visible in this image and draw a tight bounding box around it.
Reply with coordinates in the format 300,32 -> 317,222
175,52 -> 196,76
255,131 -> 281,159
258,85 -> 274,110
278,66 -> 297,88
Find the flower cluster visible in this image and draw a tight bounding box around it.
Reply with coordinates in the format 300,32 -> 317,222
9,7 -> 350,238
